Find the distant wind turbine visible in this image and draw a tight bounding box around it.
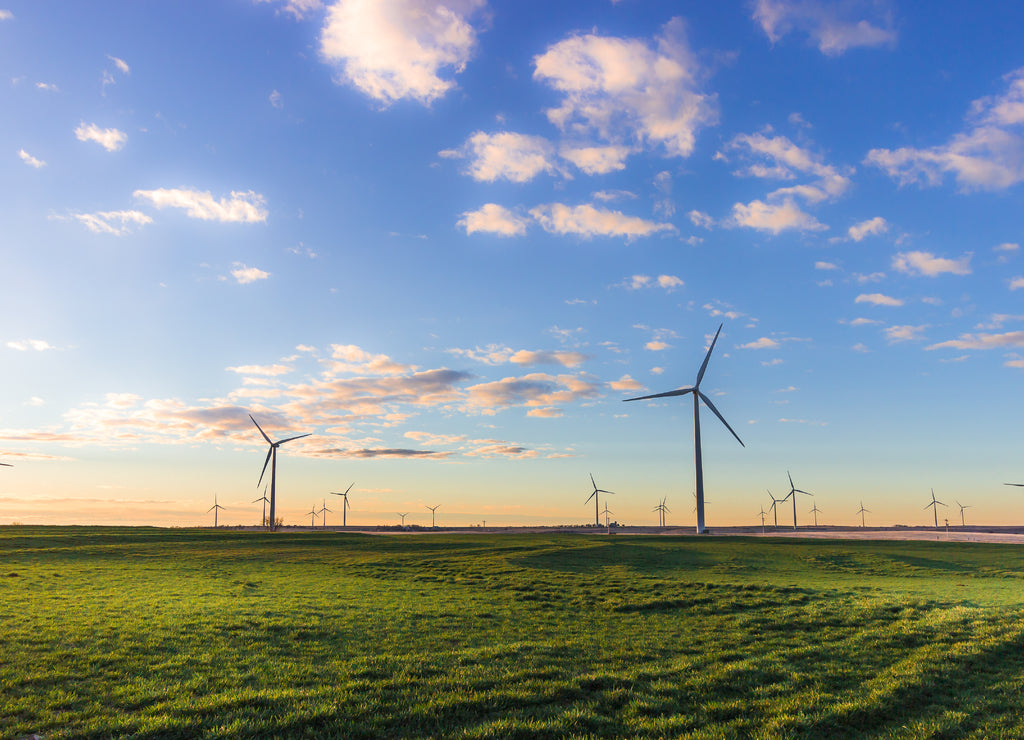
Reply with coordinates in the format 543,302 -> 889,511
781,471 -> 813,530
252,487 -> 269,527
307,504 -> 319,528
601,502 -> 613,528
585,474 -> 614,526
690,490 -> 709,513
766,490 -> 782,528
653,497 -> 670,527
251,414 -> 311,531
956,500 -> 971,527
758,506 -> 767,534
426,504 -> 440,528
809,502 -> 822,527
330,483 -> 354,526
318,498 -> 332,527
397,512 -> 409,526
924,488 -> 947,529
856,501 -> 870,528
624,324 -> 744,534
208,493 -> 225,528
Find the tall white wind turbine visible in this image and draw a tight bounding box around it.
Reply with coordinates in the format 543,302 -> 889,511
427,504 -> 440,528
781,471 -> 813,530
208,493 -> 225,528
250,415 -> 311,531
924,488 -> 947,529
956,500 -> 971,527
330,483 -> 354,527
809,502 -> 822,527
624,324 -> 744,534
856,501 -> 870,528
585,474 -> 614,527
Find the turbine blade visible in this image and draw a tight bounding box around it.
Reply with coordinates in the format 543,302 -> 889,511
590,473 -> 596,489
250,415 -> 272,444
795,489 -> 812,496
623,387 -> 695,402
345,482 -> 354,494
788,471 -> 795,489
699,391 -> 744,447
585,491 -> 596,504
257,446 -> 273,487
695,324 -> 723,387
277,432 -> 311,445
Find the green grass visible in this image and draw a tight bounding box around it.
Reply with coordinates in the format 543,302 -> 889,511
1,528 -> 1023,739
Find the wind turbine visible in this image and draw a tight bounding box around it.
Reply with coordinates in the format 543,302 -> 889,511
601,502 -> 613,528
690,491 -> 709,513
330,483 -> 354,526
397,512 -> 409,526
307,504 -> 319,528
585,474 -> 614,527
208,494 -> 225,528
758,506 -> 767,534
809,502 -> 822,527
624,324 -> 744,534
924,488 -> 947,529
426,504 -> 440,528
766,490 -> 782,528
318,498 -> 332,528
252,487 -> 270,527
781,471 -> 813,530
653,497 -> 669,527
856,501 -> 870,528
251,414 -> 311,531
956,500 -> 971,527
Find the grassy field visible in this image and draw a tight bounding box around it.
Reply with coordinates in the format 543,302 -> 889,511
1,528 -> 1023,739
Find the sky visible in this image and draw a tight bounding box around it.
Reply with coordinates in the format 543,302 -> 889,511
1,0 -> 1023,529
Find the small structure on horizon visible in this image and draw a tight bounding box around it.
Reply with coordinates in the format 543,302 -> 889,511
585,474 -> 615,527
856,501 -> 870,528
330,483 -> 354,526
208,493 -> 225,528
924,488 -> 947,529
781,471 -> 813,530
426,504 -> 440,528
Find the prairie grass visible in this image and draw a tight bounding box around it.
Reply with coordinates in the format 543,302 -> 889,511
1,527 -> 1022,738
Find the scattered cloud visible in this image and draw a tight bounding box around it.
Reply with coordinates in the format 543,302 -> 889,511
0,10 -> 12,20
884,324 -> 927,343
848,216 -> 888,241
319,0 -> 484,106
855,293 -> 904,307
458,203 -> 529,237
645,341 -> 670,351
688,209 -> 713,229
18,149 -> 45,168
622,274 -> 683,291
848,317 -> 882,326
739,337 -> 780,350
1009,277 -> 1024,291
7,339 -> 54,352
892,250 -> 972,277
448,345 -> 588,368
107,55 -> 130,74
852,342 -> 870,352
995,242 -> 1019,253
853,272 -> 885,284
608,374 -> 643,391
73,210 -> 152,236
865,66 -> 1024,190
230,263 -> 270,284
255,0 -> 324,20
36,82 -> 59,92
752,0 -> 897,55
724,131 -> 851,204
815,261 -> 838,270
729,198 -> 826,233
560,144 -> 631,175
530,203 -> 675,240
927,331 -> 1024,351
761,358 -> 784,366
226,364 -> 292,377
134,188 -> 268,223
269,89 -> 283,108
75,122 -> 127,152
533,17 -> 716,161
442,131 -> 560,183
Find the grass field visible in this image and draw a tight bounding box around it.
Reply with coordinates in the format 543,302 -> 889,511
2,528 -> 1023,739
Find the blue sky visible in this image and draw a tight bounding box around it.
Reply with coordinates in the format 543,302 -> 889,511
1,0 -> 1022,528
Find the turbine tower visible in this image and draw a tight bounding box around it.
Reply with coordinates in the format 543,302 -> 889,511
426,504 -> 440,528
330,483 -> 354,526
809,502 -> 822,527
208,494 -> 225,528
781,471 -> 813,530
251,415 -> 311,531
585,474 -> 614,527
624,324 -> 744,534
956,500 -> 971,527
252,487 -> 270,527
924,488 -> 947,528
856,501 -> 870,528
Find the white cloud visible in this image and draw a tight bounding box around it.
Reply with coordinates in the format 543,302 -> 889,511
226,364 -> 292,376
865,67 -> 1024,191
18,149 -> 45,168
448,345 -> 588,368
815,261 -> 838,270
623,274 -> 683,291
852,343 -> 870,353
884,324 -> 926,343
443,131 -> 559,183
645,341 -> 670,351
319,0 -> 484,106
1010,277 -> 1024,290
608,375 -> 643,391
458,203 -> 529,237
107,55 -> 130,74
995,242 -> 1019,252
848,216 -> 888,241
729,198 -> 826,233
36,82 -> 59,92
853,272 -> 885,284
560,145 -> 631,175
855,293 -> 904,306
739,337 -> 780,350
230,263 -> 270,284
134,188 -> 268,223
927,331 -> 1024,351
849,317 -> 881,326
269,89 -> 283,108
724,131 -> 851,203
75,122 -> 127,152
752,0 -> 897,55
529,203 -> 676,240
7,339 -> 53,351
688,209 -> 713,229
533,17 -> 716,160
657,274 -> 683,290
256,0 -> 323,19
892,251 -> 972,277
0,10 -> 12,20
73,210 -> 152,236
